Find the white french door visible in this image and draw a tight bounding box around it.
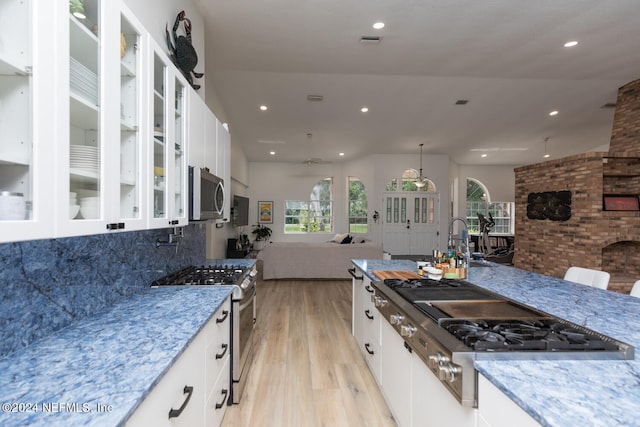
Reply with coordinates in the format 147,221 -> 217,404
382,192 -> 439,256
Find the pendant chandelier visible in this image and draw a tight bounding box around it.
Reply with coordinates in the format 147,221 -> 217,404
415,143 -> 427,188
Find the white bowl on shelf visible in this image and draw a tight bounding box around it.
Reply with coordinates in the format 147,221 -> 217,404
69,204 -> 80,219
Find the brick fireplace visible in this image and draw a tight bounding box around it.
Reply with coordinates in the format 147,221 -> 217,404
514,79 -> 640,294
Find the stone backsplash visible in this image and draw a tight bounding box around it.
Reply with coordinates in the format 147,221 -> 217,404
0,224 -> 207,358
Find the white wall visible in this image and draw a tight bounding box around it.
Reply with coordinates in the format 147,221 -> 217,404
247,153 -> 452,250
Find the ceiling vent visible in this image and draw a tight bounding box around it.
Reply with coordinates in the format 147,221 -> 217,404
306,95 -> 324,102
455,100 -> 469,105
360,36 -> 382,44
601,102 -> 616,109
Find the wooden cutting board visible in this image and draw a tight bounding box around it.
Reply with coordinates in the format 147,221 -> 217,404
373,270 -> 421,281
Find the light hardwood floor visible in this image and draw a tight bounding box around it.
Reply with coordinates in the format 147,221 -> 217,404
221,279 -> 397,427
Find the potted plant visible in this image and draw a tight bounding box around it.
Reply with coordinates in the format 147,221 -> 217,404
251,224 -> 272,250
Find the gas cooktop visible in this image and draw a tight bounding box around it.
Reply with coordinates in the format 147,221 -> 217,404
152,265 -> 249,286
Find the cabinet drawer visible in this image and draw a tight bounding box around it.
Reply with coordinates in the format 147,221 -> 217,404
126,331 -> 205,427
206,356 -> 231,427
206,336 -> 230,394
206,298 -> 231,347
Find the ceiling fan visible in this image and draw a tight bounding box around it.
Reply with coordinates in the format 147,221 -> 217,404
301,157 -> 330,166
300,133 -> 330,165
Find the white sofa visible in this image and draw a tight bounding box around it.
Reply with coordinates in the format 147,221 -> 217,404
257,240 -> 384,280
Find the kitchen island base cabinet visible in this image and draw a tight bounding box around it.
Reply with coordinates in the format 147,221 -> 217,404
478,374 -> 540,427
412,356 -> 476,427
352,275 -> 382,382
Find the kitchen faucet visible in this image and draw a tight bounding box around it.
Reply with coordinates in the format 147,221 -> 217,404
448,217 -> 470,267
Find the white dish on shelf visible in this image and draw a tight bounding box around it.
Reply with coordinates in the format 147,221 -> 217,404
69,204 -> 80,219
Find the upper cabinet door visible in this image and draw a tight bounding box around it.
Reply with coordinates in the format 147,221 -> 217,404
61,0 -> 110,236
116,6 -> 147,231
172,75 -> 188,225
149,41 -> 171,228
0,0 -> 55,243
148,39 -> 187,228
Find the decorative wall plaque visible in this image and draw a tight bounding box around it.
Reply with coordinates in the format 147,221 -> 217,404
526,191 -> 571,221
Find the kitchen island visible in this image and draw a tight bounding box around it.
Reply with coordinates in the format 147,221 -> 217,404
352,259 -> 640,427
0,285 -> 233,426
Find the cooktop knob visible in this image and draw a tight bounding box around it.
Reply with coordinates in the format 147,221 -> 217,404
372,295 -> 388,308
400,324 -> 416,337
390,313 -> 404,325
437,363 -> 460,383
428,352 -> 449,369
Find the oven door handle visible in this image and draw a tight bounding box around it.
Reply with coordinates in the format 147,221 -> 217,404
238,284 -> 256,311
348,267 -> 363,281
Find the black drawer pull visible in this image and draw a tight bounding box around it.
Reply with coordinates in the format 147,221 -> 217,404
348,267 -> 363,280
215,389 -> 229,409
216,310 -> 229,323
365,285 -> 374,294
365,343 -> 374,355
215,343 -> 228,359
364,309 -> 374,320
168,385 -> 193,419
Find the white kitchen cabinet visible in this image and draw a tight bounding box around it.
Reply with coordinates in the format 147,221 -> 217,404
147,38 -> 188,229
125,324 -> 205,427
204,297 -> 232,426
477,374 -> 540,427
215,120 -> 230,222
1,0 -> 228,243
57,0 -> 152,237
380,318 -> 412,427
187,91 -> 206,169
412,354 -> 476,427
126,296 -> 231,427
352,274 -> 382,382
204,104 -> 217,171
0,0 -> 56,242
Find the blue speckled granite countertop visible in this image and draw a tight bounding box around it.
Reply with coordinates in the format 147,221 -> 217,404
352,259 -> 640,427
0,285 -> 233,427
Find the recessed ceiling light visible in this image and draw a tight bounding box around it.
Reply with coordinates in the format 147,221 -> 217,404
543,153 -> 550,158
259,105 -> 268,111
373,22 -> 385,30
339,152 -> 345,156
564,41 -> 579,48
481,154 -> 488,158
270,151 -> 276,155
361,107 -> 369,113
549,110 -> 559,116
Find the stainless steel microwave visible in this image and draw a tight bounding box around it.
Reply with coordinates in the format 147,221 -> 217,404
189,166 -> 225,221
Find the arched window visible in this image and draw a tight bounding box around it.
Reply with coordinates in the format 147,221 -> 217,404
348,177 -> 367,233
466,178 -> 513,234
285,178 -> 333,233
385,169 -> 436,192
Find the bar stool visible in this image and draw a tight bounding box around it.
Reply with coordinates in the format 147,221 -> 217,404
563,267 -> 610,290
630,280 -> 640,298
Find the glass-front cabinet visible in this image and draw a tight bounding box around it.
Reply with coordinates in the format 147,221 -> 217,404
117,7 -> 146,231
0,1 -> 199,243
0,0 -> 55,243
149,39 -> 188,229
66,0 -> 104,233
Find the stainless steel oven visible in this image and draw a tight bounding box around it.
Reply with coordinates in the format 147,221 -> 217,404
232,274 -> 256,403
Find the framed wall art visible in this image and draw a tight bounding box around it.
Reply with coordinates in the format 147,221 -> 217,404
258,201 -> 273,223
603,195 -> 640,211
